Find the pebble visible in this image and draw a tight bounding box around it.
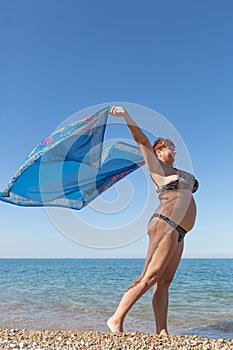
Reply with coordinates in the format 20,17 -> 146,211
0,330 -> 232,349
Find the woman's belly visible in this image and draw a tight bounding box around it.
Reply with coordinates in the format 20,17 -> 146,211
155,190 -> 197,231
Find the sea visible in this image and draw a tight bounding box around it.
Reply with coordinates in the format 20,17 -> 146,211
0,258 -> 232,339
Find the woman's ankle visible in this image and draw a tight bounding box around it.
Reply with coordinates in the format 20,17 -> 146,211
107,315 -> 123,332
158,328 -> 169,336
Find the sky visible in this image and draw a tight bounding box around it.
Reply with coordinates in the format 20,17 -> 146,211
0,0 -> 233,258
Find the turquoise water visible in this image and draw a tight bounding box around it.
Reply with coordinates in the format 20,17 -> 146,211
0,258 -> 232,339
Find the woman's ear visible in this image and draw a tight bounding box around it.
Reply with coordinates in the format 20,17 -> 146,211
155,149 -> 161,158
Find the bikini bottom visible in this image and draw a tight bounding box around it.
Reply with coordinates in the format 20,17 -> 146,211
149,213 -> 187,242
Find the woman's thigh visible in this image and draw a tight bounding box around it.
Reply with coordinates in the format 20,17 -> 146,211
143,225 -> 179,283
156,240 -> 184,288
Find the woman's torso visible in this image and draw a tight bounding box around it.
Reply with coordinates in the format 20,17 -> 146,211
150,166 -> 198,232
156,190 -> 197,231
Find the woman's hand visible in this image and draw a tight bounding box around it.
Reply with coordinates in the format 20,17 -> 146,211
109,106 -> 129,118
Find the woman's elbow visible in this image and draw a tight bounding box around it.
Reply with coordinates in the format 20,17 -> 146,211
138,137 -> 151,147
131,133 -> 148,145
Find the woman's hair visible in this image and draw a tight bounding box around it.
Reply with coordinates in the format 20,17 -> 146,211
152,138 -> 175,156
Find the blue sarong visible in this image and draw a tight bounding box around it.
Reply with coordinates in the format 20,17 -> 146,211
0,107 -> 144,209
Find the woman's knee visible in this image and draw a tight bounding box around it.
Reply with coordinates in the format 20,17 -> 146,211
158,275 -> 174,289
142,272 -> 159,289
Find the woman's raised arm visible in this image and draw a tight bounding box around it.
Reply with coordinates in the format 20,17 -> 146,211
109,106 -> 161,174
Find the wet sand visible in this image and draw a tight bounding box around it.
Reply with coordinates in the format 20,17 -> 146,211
0,329 -> 233,349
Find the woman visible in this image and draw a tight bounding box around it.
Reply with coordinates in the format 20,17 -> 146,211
107,106 -> 198,335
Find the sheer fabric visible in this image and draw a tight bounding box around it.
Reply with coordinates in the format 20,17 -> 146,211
0,108 -> 144,209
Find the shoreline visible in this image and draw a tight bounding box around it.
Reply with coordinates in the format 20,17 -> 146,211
0,329 -> 232,350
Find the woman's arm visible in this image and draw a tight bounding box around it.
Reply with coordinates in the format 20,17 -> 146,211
109,106 -> 162,174
110,106 -> 149,145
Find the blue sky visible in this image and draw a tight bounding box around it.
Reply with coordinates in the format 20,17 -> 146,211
0,0 -> 232,258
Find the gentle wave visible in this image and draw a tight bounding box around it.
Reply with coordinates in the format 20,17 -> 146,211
0,258 -> 233,339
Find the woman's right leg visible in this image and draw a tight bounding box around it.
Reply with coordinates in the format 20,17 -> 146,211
125,233 -> 158,291
126,218 -> 172,291
152,240 -> 184,335
107,226 -> 178,332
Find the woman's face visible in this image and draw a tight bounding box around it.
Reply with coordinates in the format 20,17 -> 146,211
156,143 -> 176,165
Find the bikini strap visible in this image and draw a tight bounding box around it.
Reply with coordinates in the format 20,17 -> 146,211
150,174 -> 160,191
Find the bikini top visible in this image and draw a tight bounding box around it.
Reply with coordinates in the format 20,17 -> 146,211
151,169 -> 199,193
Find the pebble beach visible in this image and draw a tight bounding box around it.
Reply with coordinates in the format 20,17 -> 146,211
0,330 -> 233,350
1,259 -> 233,347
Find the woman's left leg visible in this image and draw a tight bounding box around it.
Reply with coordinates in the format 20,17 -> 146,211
152,240 -> 184,335
107,229 -> 178,333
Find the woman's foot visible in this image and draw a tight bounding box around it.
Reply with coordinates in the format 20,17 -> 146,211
158,329 -> 169,336
107,316 -> 123,333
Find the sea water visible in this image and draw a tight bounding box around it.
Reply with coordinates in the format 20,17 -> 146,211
0,258 -> 232,339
